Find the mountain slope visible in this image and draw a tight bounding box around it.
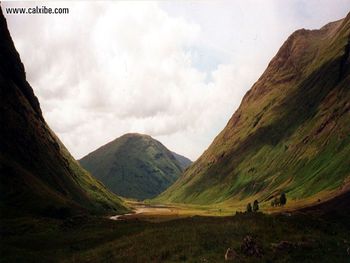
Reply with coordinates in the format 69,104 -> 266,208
80,133 -> 185,200
171,152 -> 192,170
157,14 -> 350,207
0,9 -> 128,217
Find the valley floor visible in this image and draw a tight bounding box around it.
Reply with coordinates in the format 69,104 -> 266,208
109,201 -> 234,222
1,202 -> 350,263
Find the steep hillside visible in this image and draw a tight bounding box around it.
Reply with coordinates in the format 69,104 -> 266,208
80,133 -> 185,200
157,14 -> 350,206
171,152 -> 192,170
0,9 -> 128,217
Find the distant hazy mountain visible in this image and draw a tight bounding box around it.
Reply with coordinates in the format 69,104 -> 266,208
171,152 -> 192,170
0,10 -> 128,218
80,133 -> 188,200
157,14 -> 350,207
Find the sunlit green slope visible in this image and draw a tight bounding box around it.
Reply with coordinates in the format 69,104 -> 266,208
157,14 -> 350,206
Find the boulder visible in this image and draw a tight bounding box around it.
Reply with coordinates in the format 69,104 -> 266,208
225,248 -> 239,261
240,235 -> 263,257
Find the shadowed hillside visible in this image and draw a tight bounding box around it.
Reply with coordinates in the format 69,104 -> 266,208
171,151 -> 192,170
0,8 -> 128,217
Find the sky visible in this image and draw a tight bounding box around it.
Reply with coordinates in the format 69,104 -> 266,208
3,1 -> 350,160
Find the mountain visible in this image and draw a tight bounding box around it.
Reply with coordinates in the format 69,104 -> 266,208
171,151 -> 192,170
0,9 -> 128,218
79,133 -> 186,200
157,14 -> 350,207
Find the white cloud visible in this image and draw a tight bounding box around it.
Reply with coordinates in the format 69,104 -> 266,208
3,1 -> 350,160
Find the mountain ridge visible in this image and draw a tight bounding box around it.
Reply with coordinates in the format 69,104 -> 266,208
156,14 -> 350,207
80,133 -> 188,200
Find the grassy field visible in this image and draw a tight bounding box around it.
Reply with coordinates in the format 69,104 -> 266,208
1,203 -> 349,263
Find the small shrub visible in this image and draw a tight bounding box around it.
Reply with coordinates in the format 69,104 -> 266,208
246,203 -> 252,213
280,192 -> 287,206
253,200 -> 259,212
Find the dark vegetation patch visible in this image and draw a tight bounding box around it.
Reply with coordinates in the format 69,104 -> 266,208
1,210 -> 349,263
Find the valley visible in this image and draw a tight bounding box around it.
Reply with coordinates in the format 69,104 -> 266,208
1,4 -> 350,263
